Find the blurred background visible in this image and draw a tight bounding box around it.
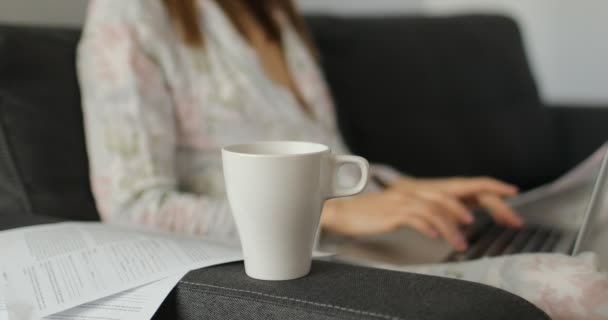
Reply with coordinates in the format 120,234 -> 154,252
1,0 -> 606,105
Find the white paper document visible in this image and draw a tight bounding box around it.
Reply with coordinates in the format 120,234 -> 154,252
1,269 -> 185,320
1,261 -> 9,320
46,271 -> 186,320
0,222 -> 242,320
509,143 -> 608,207
0,299 -> 6,320
548,143 -> 608,191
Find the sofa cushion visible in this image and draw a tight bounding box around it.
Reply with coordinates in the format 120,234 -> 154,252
308,15 -> 561,190
0,25 -> 98,220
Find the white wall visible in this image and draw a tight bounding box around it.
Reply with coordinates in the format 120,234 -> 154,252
0,0 -> 87,26
0,0 -> 606,104
297,0 -> 424,15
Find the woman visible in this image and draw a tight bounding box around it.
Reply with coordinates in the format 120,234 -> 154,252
78,1 -> 608,318
77,0 -> 521,250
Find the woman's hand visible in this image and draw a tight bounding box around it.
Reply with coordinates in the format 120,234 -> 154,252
321,177 -> 522,251
322,189 -> 470,250
391,177 -> 522,227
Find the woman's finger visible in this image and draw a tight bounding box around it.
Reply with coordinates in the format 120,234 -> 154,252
449,177 -> 518,198
402,215 -> 438,239
415,190 -> 474,225
477,193 -> 523,227
410,203 -> 468,251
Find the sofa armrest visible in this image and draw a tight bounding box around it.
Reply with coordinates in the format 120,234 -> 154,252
0,212 -> 64,230
548,105 -> 608,170
154,261 -> 548,320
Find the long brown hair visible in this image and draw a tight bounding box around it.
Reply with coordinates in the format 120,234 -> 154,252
162,0 -> 316,52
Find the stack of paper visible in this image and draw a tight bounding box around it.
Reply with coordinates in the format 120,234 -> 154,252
0,223 -> 243,320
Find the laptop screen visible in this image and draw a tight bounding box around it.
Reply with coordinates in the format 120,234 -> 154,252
572,148 -> 608,254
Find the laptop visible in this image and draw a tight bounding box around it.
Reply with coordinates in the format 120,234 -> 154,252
321,148 -> 608,266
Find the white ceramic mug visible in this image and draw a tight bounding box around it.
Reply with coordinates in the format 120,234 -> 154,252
222,141 -> 369,280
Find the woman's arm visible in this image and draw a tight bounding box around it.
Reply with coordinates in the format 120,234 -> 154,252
77,6 -> 235,240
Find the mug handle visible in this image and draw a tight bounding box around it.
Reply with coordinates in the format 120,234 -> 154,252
328,155 -> 370,198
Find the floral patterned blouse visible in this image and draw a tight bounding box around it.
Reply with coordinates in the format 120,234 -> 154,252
78,1 -> 607,318
78,0 -> 399,241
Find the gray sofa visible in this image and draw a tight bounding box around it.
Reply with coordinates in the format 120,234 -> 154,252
4,13 -> 605,319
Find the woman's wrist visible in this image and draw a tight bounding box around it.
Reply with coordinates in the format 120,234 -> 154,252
321,198 -> 342,231
388,176 -> 417,191
369,164 -> 405,186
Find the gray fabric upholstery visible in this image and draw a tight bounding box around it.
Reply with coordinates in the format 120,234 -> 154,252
0,212 -> 62,230
551,105 -> 608,169
164,261 -> 550,320
306,15 -> 562,190
0,25 -> 98,221
0,107 -> 31,215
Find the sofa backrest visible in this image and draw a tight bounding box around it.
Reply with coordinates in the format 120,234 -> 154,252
0,25 -> 98,220
0,15 -> 562,221
307,15 -> 560,189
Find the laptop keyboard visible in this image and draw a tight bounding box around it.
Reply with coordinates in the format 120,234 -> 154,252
444,210 -> 567,262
